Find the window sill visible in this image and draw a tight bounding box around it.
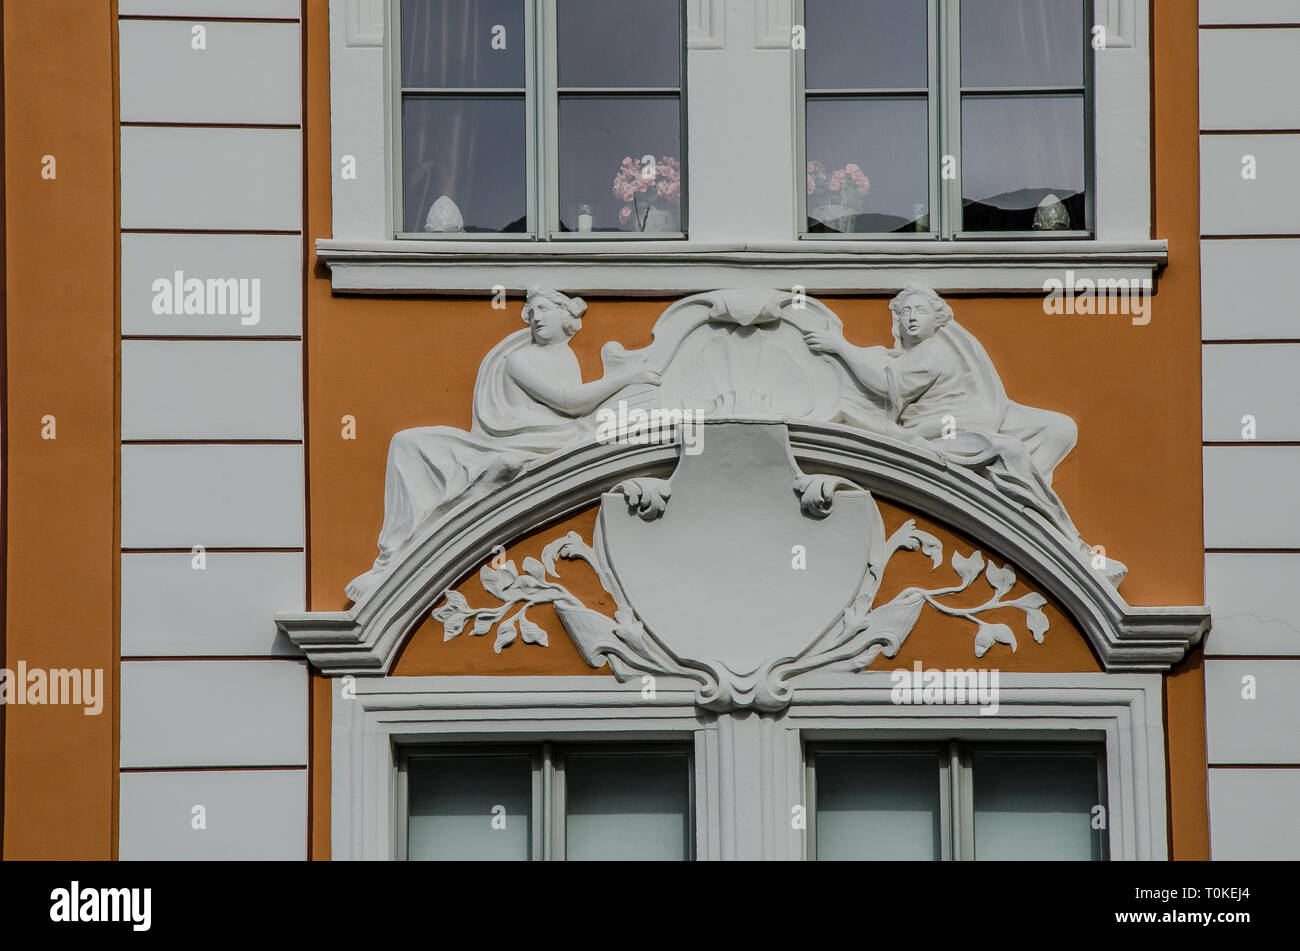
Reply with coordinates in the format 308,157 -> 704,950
315,237 -> 1168,296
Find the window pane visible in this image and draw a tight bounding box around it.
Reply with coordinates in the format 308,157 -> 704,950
960,0 -> 1085,88
407,755 -> 533,860
564,753 -> 690,860
972,752 -> 1104,860
558,96 -> 683,233
558,0 -> 680,88
814,752 -> 941,860
961,95 -> 1084,232
805,0 -> 928,90
401,0 -> 525,88
402,96 -> 527,233
806,98 -> 930,233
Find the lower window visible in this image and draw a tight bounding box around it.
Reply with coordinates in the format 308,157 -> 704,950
807,742 -> 1108,861
399,743 -> 694,860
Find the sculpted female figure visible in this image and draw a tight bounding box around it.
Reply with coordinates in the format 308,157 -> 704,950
803,284 -> 1124,584
346,287 -> 662,601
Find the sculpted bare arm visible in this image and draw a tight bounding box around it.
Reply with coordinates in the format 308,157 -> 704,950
802,328 -> 892,396
505,351 -> 662,417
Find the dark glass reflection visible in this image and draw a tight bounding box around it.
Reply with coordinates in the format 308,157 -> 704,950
402,97 -> 527,233
558,0 -> 680,88
961,95 -> 1084,232
805,0 -> 929,90
961,0 -> 1085,88
401,0 -> 526,88
559,97 -> 683,233
806,98 -> 930,233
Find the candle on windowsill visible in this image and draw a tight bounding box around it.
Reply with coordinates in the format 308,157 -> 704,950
577,204 -> 593,233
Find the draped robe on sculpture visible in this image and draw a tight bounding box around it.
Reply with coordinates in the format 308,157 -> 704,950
834,321 -> 1097,564
346,329 -> 596,602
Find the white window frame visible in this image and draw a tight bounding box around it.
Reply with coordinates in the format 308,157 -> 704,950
387,0 -> 688,241
331,671 -> 1167,860
324,0 -> 1162,293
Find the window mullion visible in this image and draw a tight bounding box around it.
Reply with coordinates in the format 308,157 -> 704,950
804,747 -> 817,860
388,0 -> 403,240
793,0 -> 807,239
926,0 -> 940,239
394,751 -> 410,861
940,0 -> 963,239
946,740 -> 962,859
1083,0 -> 1097,235
538,742 -> 553,860
937,746 -> 953,861
532,0 -> 551,238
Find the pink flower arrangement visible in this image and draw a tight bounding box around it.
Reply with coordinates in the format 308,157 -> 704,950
807,160 -> 827,195
809,160 -> 869,196
614,155 -> 682,226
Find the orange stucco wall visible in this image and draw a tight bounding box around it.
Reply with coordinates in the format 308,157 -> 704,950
302,0 -> 1207,857
2,0 -> 118,858
1152,0 -> 1208,861
0,0 -> 1205,859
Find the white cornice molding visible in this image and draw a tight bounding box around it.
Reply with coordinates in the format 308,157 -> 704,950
314,238 -> 1169,295
278,423 -> 1208,677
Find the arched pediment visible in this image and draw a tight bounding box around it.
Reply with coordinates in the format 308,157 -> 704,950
277,286 -> 1208,709
277,420 -> 1208,695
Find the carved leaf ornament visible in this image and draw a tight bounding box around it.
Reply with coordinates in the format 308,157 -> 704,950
433,444 -> 1052,711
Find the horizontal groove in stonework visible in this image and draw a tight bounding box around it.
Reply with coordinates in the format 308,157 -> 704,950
1199,24 -> 1300,31
118,16 -> 300,24
120,121 -> 302,130
122,656 -> 305,662
121,547 -> 305,554
1202,441 -> 1300,447
1203,339 -> 1300,345
118,765 -> 308,773
122,335 -> 304,342
121,439 -> 303,445
121,228 -> 302,236
1202,233 -> 1300,240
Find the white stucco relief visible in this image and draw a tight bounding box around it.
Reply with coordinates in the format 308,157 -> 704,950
435,421 -> 1052,712
348,284 -> 1119,604
277,286 -> 1209,687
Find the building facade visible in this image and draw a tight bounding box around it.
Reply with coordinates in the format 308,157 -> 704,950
0,0 -> 1296,860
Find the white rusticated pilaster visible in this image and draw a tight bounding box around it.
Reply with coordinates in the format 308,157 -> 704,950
1097,0 -> 1135,49
346,0 -> 384,46
754,0 -> 793,49
687,0 -> 725,49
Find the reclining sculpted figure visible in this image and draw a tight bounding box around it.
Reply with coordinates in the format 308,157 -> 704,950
803,283 -> 1125,584
346,286 -> 661,602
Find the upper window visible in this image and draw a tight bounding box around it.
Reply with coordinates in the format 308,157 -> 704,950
393,0 -> 687,238
798,0 -> 1093,238
807,742 -> 1109,860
